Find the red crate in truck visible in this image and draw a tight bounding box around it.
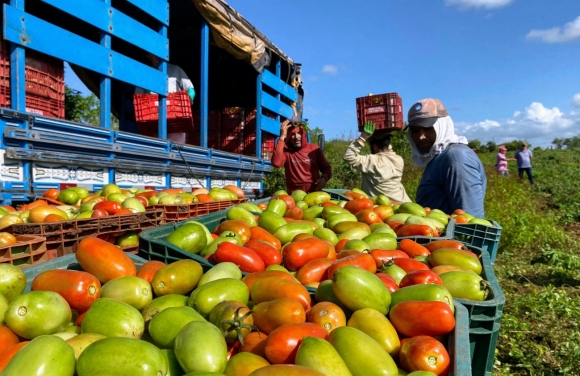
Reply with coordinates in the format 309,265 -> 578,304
0,42 -> 65,118
356,93 -> 403,132
134,91 -> 194,139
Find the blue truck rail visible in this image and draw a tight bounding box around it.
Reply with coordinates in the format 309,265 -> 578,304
0,0 -> 301,204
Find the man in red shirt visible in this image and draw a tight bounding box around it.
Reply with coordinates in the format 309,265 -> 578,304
271,116 -> 332,193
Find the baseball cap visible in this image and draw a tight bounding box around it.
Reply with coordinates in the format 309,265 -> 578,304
499,145 -> 507,151
407,98 -> 449,127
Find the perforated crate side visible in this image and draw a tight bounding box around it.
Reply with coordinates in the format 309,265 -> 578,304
0,235 -> 49,268
453,220 -> 502,263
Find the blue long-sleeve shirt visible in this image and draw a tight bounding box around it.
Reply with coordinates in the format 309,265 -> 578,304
416,144 -> 487,218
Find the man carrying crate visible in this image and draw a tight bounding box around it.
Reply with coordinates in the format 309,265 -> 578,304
271,116 -> 332,194
136,53 -> 195,102
343,121 -> 411,203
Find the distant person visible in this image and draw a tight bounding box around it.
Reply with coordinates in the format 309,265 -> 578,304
343,121 -> 411,203
514,142 -> 534,184
406,98 -> 487,217
136,53 -> 195,102
496,145 -> 516,176
271,116 -> 332,193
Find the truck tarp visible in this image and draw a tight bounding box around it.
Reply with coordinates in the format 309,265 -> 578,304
192,0 -> 291,73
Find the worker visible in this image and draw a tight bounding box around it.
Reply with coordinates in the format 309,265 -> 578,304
136,53 -> 195,102
343,121 -> 411,203
271,116 -> 332,194
406,98 -> 487,217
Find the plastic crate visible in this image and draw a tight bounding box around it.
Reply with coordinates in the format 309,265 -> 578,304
453,220 -> 502,263
133,91 -> 193,122
356,93 -> 404,132
448,300 -> 473,376
0,235 -> 51,268
150,199 -> 248,223
0,42 -> 64,118
23,253 -> 148,292
7,210 -> 165,258
453,245 -> 505,376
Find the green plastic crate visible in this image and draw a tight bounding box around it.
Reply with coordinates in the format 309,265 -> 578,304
449,300 -> 473,376
24,253 -> 148,292
453,245 -> 505,376
453,220 -> 502,263
138,198 -> 271,270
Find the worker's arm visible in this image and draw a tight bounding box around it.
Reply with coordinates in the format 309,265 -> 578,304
343,121 -> 377,173
271,120 -> 291,168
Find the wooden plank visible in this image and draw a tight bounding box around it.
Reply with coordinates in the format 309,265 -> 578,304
3,5 -> 167,94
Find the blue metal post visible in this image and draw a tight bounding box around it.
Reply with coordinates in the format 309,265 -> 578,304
255,73 -> 262,159
9,0 -> 25,111
99,0 -> 111,128
200,20 -> 209,148
158,25 -> 168,141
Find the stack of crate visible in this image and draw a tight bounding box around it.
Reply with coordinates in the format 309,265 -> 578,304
0,41 -> 65,118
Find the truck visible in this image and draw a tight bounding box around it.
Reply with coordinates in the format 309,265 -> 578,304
0,0 -> 304,205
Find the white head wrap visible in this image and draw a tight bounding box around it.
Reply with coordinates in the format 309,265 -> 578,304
407,116 -> 468,167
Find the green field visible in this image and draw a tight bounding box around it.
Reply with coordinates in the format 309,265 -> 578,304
265,134 -> 580,375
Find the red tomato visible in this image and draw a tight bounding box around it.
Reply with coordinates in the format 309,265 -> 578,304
396,224 -> 436,238
134,196 -> 149,207
217,220 -> 252,244
393,258 -> 430,273
93,201 -> 121,215
0,341 -> 30,372
399,270 -> 443,288
344,198 -> 374,214
307,302 -> 346,333
252,298 -> 306,334
115,208 -> 135,215
284,207 -> 304,220
249,226 -> 282,250
336,250 -> 362,259
320,201 -> 338,207
370,249 -> 410,268
75,237 -> 137,283
75,311 -> 87,326
399,239 -> 431,258
251,277 -> 311,310
214,242 -> 265,273
91,208 -> 109,218
424,239 -> 467,252
0,326 -> 19,351
399,336 -> 450,375
239,332 -> 268,358
355,209 -> 384,225
386,220 -> 405,233
283,238 -> 330,271
31,269 -> 101,312
264,323 -> 328,364
295,258 -> 334,285
335,239 -> 349,252
272,194 -> 295,210
390,301 -> 455,337
0,205 -> 16,212
326,253 -> 376,280
245,239 -> 283,267
42,189 -> 60,200
136,260 -> 166,283
227,342 -> 240,360
241,271 -> 297,292
291,233 -> 316,242
376,273 -> 400,293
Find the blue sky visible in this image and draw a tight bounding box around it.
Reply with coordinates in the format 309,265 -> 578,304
66,0 -> 580,147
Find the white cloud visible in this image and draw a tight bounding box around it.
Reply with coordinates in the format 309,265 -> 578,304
572,93 -> 580,108
526,15 -> 580,43
321,65 -> 338,75
446,0 -> 513,9
454,102 -> 580,147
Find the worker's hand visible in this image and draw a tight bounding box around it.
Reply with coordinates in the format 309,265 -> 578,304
187,87 -> 196,102
361,121 -> 375,140
280,120 -> 292,139
313,177 -> 327,191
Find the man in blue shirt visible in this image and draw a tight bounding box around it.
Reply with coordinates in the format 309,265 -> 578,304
514,142 -> 534,184
406,98 -> 487,218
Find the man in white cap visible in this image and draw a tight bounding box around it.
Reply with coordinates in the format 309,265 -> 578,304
407,98 -> 487,217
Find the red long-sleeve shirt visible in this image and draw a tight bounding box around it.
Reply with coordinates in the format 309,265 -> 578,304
271,127 -> 332,193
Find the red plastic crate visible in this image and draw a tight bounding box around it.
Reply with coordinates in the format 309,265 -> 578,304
136,118 -> 195,139
0,235 -> 51,268
0,42 -> 65,118
134,91 -> 193,122
356,93 -> 404,132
